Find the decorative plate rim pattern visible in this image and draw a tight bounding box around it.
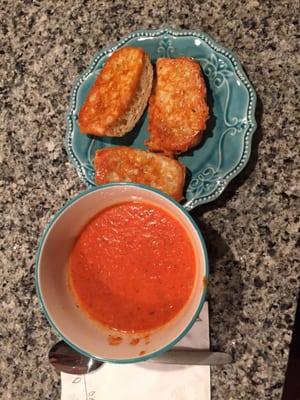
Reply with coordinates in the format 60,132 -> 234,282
65,27 -> 257,211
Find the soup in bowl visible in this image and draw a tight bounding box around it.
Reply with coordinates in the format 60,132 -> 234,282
36,183 -> 208,363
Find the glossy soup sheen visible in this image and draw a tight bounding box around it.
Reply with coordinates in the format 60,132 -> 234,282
68,201 -> 196,333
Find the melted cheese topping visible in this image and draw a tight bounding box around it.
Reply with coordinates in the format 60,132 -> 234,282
79,47 -> 145,135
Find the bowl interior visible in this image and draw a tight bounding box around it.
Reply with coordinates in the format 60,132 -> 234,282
37,184 -> 208,362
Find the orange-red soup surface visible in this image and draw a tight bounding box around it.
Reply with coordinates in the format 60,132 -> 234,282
68,201 -> 196,333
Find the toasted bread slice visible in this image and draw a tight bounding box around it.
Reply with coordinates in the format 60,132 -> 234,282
78,47 -> 153,137
146,57 -> 209,154
94,147 -> 186,200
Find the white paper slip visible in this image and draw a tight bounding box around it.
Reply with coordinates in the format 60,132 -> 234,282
61,302 -> 210,400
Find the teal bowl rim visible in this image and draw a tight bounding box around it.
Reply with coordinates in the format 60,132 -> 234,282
35,182 -> 209,364
65,26 -> 257,210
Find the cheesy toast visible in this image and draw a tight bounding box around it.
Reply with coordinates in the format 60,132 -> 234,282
94,146 -> 186,200
79,47 -> 153,137
146,57 -> 209,154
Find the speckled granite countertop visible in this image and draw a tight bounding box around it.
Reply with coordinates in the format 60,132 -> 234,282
1,1 -> 299,399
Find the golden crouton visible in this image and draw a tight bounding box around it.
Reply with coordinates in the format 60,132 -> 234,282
94,146 -> 186,201
78,47 -> 153,137
146,57 -> 209,154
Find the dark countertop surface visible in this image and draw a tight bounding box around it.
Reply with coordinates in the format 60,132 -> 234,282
1,1 -> 299,399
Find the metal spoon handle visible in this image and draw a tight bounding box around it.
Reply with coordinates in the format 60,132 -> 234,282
49,341 -> 232,375
149,350 -> 232,366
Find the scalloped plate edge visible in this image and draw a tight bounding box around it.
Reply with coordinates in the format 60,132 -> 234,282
65,27 -> 257,210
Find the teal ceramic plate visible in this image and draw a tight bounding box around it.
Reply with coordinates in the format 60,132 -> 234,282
66,28 -> 256,210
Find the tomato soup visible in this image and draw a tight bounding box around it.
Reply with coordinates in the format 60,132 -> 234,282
68,201 -> 196,333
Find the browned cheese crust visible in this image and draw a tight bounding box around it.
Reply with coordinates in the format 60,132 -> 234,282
94,146 -> 186,201
79,47 -> 151,137
146,57 -> 209,154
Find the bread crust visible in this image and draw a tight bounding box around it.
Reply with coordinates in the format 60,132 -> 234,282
78,47 -> 153,137
146,57 -> 209,154
94,146 -> 186,200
